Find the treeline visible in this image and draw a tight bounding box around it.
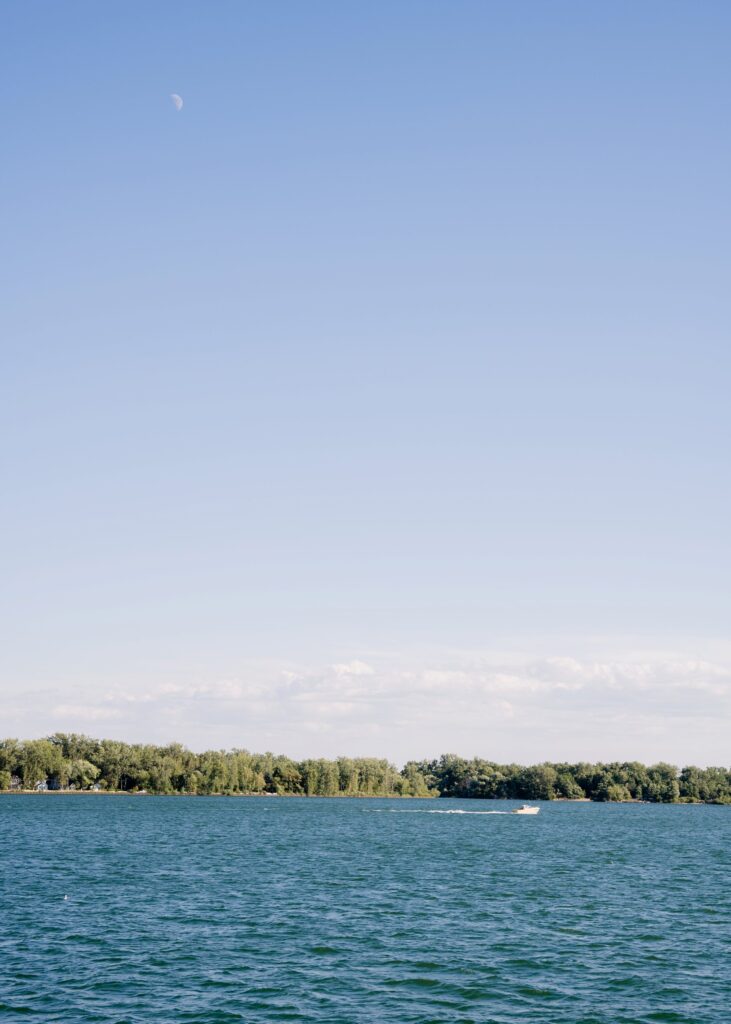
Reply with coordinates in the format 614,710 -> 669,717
415,754 -> 731,804
0,735 -> 434,797
0,737 -> 729,802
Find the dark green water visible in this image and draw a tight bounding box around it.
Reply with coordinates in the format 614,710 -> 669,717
1,796 -> 729,1023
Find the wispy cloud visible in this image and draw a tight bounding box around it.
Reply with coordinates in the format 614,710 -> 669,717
51,704 -> 122,722
331,660 -> 375,677
6,648 -> 729,765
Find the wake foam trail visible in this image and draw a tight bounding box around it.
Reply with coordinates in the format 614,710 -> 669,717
367,808 -> 513,815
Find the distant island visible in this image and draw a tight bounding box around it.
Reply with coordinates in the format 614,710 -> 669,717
1,735 -> 729,803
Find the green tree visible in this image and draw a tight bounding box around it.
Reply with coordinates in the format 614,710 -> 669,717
19,739 -> 64,788
67,758 -> 101,789
643,763 -> 680,803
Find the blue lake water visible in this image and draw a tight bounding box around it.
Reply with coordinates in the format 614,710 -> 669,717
1,795 -> 729,1023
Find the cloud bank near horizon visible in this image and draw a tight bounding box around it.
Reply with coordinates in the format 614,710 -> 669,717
4,650 -> 730,766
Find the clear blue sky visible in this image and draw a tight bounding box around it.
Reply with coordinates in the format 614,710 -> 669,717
2,2 -> 730,762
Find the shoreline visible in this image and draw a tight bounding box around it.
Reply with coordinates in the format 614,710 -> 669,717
4,737 -> 728,803
0,789 -> 427,799
2,790 -> 727,805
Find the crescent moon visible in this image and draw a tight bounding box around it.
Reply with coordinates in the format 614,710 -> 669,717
170,93 -> 183,111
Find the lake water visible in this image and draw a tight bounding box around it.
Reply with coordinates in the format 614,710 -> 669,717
1,796 -> 729,1023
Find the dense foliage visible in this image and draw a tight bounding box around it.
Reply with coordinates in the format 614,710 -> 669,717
0,738 -> 729,802
413,754 -> 731,804
0,735 -> 433,797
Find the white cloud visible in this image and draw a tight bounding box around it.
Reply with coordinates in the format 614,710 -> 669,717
331,660 -> 375,677
5,648 -> 731,765
51,704 -> 121,721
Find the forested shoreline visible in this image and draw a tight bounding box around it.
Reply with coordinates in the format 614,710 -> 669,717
1,736 -> 729,803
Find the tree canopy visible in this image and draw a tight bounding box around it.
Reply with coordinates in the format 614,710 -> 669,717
0,736 -> 729,803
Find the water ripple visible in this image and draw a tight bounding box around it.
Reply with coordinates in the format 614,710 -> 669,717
1,796 -> 729,1023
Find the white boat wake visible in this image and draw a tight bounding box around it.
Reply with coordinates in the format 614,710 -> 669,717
368,808 -> 514,815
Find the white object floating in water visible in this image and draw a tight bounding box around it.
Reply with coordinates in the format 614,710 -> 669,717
63,895 -> 69,900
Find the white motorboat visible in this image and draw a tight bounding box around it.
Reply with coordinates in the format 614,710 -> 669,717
512,804 -> 540,815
